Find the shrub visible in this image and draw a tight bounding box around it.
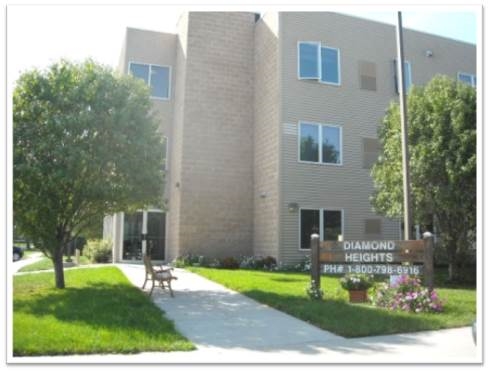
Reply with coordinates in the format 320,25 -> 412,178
239,255 -> 277,270
340,274 -> 374,291
306,280 -> 323,300
85,239 -> 112,263
291,255 -> 311,272
174,253 -> 200,267
373,275 -> 444,313
174,254 -> 218,268
262,256 -> 277,270
219,257 -> 240,269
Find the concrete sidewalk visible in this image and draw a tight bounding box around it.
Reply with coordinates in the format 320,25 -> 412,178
14,264 -> 480,364
115,264 -> 479,364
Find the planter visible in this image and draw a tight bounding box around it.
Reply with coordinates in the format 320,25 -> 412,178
348,289 -> 368,303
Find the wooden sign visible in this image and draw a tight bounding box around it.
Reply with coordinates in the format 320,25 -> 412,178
309,233 -> 435,292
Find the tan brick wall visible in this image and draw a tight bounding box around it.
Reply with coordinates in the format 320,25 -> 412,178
175,12 -> 256,258
253,13 -> 281,261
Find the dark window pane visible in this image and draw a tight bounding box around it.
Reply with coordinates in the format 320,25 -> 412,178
301,209 -> 320,249
300,123 -> 319,162
321,47 -> 339,84
123,212 -> 143,260
322,126 -> 341,164
129,63 -> 149,84
299,42 -> 319,79
147,212 -> 165,260
323,210 -> 342,241
150,65 -> 170,98
394,60 -> 412,93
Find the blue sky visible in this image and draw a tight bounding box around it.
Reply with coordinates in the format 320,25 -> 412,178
342,11 -> 477,44
7,5 -> 479,85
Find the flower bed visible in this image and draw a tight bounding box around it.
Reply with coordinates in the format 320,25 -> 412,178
373,275 -> 444,313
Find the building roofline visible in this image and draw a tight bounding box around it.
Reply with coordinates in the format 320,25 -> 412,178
125,26 -> 176,37
335,11 -> 476,46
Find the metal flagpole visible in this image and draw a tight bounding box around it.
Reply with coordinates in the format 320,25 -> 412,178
396,11 -> 413,241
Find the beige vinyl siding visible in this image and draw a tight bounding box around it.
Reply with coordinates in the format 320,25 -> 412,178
122,28 -> 178,262
166,13 -> 190,261
277,12 -> 475,264
253,13 -> 281,260
124,28 -> 177,136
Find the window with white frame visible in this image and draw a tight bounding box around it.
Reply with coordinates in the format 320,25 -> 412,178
129,62 -> 171,99
457,72 -> 476,88
298,41 -> 340,85
299,122 -> 342,165
298,42 -> 320,79
393,60 -> 412,93
320,46 -> 340,85
300,208 -> 343,250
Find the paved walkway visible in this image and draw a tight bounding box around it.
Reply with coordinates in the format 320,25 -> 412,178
117,264 -> 479,363
12,252 -> 44,273
14,263 -> 480,364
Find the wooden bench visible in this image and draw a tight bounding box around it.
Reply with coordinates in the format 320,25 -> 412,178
142,255 -> 177,297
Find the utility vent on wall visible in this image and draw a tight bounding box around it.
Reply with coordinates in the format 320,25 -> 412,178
365,219 -> 382,235
362,137 -> 381,169
359,60 -> 377,91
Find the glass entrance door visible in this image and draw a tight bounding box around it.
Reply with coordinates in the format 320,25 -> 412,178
147,212 -> 166,260
123,212 -> 143,260
122,211 -> 165,261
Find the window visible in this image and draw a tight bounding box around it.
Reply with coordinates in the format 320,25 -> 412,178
300,208 -> 343,250
298,42 -> 340,85
300,209 -> 320,250
299,123 -> 319,162
298,42 -> 320,79
299,122 -> 342,165
320,46 -> 340,85
393,60 -> 412,93
129,62 -> 171,99
458,72 -> 476,88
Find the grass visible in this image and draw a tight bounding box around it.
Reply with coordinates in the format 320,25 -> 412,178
18,256 -> 91,273
188,267 -> 476,338
13,266 -> 195,356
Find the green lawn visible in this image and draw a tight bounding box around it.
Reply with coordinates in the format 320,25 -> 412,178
189,267 -> 476,338
18,256 -> 91,273
13,266 -> 195,356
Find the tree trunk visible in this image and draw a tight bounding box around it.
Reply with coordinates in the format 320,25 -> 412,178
53,248 -> 65,289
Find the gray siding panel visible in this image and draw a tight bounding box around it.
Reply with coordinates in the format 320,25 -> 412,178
278,12 -> 474,264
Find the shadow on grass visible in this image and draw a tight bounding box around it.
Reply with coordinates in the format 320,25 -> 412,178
241,289 -> 449,338
14,282 -> 175,336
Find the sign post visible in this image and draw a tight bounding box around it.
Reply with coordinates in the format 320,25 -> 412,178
310,233 -> 321,291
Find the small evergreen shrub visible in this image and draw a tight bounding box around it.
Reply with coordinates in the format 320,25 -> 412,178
85,239 -> 112,263
219,257 -> 240,269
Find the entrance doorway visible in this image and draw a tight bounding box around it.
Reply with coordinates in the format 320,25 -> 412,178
122,210 -> 166,261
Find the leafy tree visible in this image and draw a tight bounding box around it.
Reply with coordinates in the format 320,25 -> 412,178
371,75 -> 476,281
13,60 -> 166,288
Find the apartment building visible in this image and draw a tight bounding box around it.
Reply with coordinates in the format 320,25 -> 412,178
103,12 -> 476,264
